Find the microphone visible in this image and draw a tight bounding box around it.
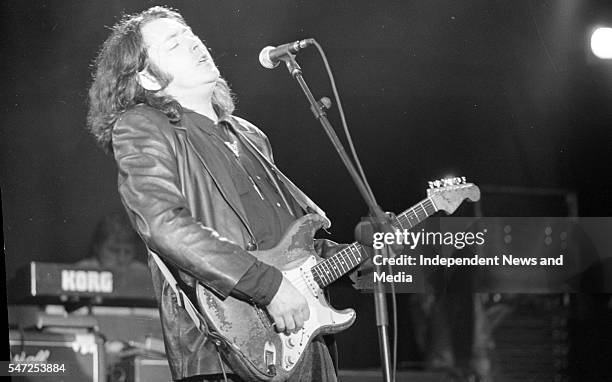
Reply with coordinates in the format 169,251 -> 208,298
258,38 -> 315,69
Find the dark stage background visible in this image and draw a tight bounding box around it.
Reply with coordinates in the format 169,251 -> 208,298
2,0 -> 612,377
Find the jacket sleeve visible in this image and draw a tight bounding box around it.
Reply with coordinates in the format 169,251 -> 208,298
112,109 -> 258,299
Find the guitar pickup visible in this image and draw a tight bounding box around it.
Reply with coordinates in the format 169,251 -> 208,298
300,256 -> 320,297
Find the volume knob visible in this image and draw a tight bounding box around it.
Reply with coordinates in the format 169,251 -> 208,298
286,337 -> 297,348
287,355 -> 296,365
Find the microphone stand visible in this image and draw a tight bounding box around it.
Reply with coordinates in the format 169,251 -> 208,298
282,54 -> 393,382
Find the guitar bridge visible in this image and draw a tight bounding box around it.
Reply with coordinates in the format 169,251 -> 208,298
264,341 -> 277,375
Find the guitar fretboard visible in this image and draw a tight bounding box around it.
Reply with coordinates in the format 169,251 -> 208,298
311,197 -> 437,288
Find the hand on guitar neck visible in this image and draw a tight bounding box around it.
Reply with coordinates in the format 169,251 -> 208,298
266,276 -> 311,334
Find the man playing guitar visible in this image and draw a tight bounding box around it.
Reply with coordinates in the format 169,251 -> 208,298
87,6 -> 343,382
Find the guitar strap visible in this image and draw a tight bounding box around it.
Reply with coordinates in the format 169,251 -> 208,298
149,249 -> 206,333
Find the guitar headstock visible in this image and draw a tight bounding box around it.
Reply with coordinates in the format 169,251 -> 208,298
427,177 -> 481,214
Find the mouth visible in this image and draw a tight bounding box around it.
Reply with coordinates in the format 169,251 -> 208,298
198,56 -> 209,64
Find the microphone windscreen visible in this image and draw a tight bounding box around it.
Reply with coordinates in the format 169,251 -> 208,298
258,46 -> 278,69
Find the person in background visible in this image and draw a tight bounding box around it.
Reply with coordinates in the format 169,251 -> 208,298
75,211 -> 150,282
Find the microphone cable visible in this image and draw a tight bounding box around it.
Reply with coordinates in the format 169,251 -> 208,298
310,39 -> 398,382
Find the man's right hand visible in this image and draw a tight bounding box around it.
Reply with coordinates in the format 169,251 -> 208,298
266,276 -> 310,334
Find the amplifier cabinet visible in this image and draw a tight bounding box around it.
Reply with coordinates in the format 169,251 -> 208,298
110,355 -> 172,382
9,329 -> 105,382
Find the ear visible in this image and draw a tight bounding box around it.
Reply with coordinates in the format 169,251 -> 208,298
137,69 -> 162,91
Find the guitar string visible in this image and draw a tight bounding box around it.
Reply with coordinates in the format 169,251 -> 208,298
286,197 -> 439,290
310,198 -> 436,287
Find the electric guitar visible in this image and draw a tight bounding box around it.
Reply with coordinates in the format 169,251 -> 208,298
196,177 -> 480,381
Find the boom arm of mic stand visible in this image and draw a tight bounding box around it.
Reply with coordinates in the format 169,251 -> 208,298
282,55 -> 394,382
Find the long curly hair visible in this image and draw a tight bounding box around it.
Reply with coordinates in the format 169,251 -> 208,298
87,6 -> 235,153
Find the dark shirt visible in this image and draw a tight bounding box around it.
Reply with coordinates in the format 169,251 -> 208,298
180,112 -> 338,382
184,111 -> 301,306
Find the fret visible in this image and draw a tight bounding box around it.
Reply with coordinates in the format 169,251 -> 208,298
311,194 -> 452,288
336,256 -> 346,274
427,197 -> 438,212
349,245 -> 362,264
319,266 -> 330,286
327,259 -> 339,282
425,198 -> 437,214
320,262 -> 332,285
407,209 -> 419,226
323,265 -> 333,286
319,261 -> 333,287
340,248 -> 351,268
341,252 -> 352,273
338,255 -> 349,273
312,245 -> 363,288
334,255 -> 346,277
334,250 -> 353,265
314,197 -> 444,288
329,255 -> 343,278
357,245 -> 367,263
417,205 -> 426,220
316,265 -> 326,284
315,265 -> 326,287
335,252 -> 349,279
312,265 -> 325,287
419,202 -> 429,218
322,259 -> 334,281
396,218 -> 405,230
338,251 -> 354,272
353,245 -> 366,264
415,203 -> 422,218
344,253 -> 356,269
404,211 -> 414,228
401,213 -> 414,229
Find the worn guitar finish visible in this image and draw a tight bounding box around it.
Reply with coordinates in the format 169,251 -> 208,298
196,179 -> 480,382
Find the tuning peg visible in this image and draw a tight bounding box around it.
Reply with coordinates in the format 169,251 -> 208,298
429,180 -> 442,188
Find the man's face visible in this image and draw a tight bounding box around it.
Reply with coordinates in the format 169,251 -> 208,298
97,237 -> 137,269
140,17 -> 220,95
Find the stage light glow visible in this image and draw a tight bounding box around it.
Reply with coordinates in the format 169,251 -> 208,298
591,27 -> 612,59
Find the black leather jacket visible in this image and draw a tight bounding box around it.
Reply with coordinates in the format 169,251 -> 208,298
112,105 -> 340,379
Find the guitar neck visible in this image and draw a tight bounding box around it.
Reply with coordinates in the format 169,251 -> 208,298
311,197 -> 438,288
